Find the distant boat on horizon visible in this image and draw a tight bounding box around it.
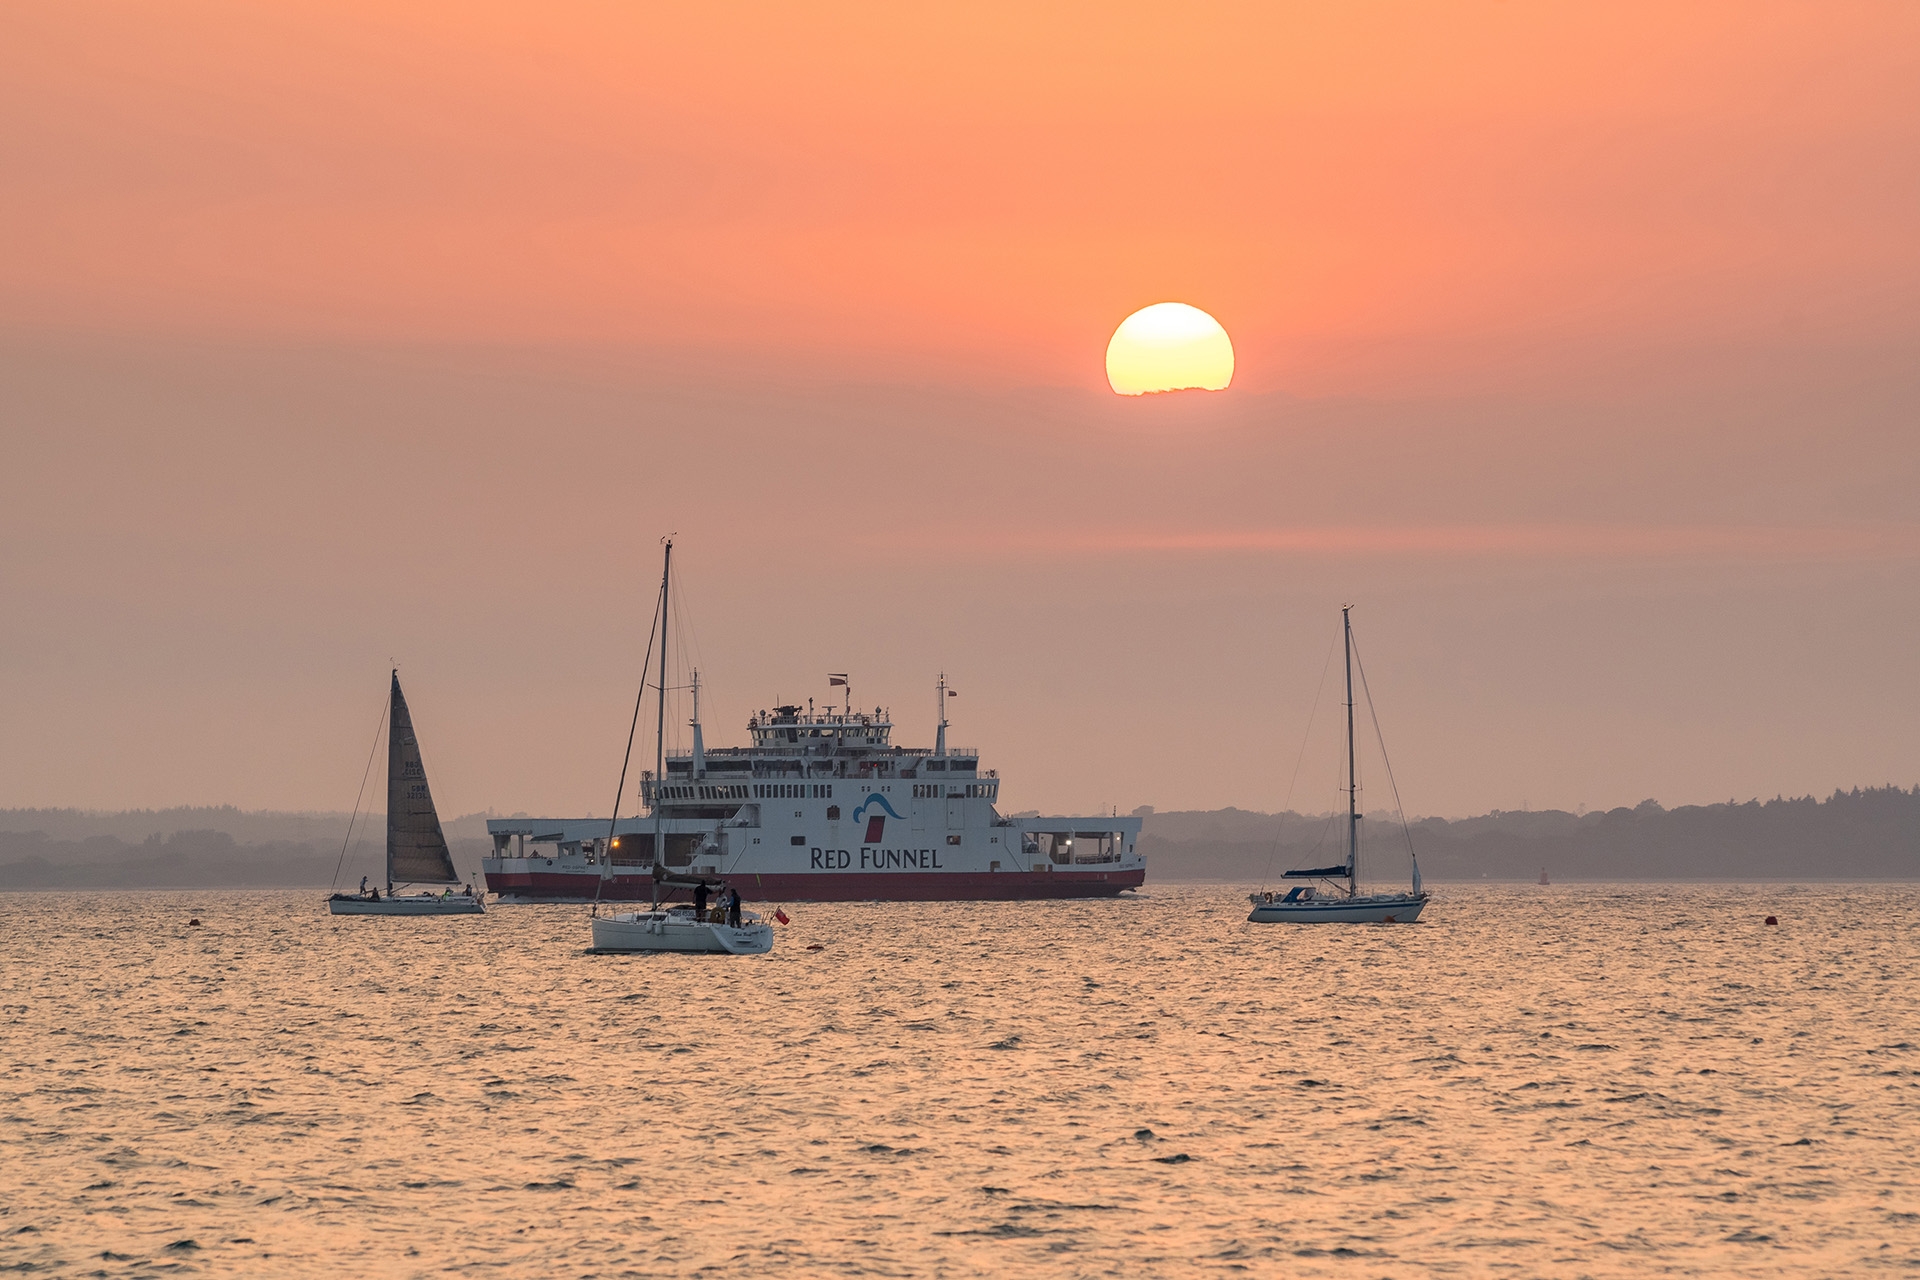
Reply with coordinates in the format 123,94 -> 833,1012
1249,606 -> 1429,925
328,671 -> 484,917
1540,867 -> 1551,885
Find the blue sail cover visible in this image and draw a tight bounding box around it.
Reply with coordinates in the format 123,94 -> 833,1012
1283,864 -> 1351,879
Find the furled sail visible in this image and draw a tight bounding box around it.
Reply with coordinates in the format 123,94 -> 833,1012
386,671 -> 459,885
1283,864 -> 1352,879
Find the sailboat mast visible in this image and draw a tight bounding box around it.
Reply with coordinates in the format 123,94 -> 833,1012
1344,606 -> 1358,899
387,669 -> 399,892
652,540 -> 672,907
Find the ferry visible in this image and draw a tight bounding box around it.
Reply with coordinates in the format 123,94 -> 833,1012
482,676 -> 1145,902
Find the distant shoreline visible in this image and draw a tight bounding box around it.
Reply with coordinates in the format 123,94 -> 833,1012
5,787 -> 1916,889
2,879 -> 1914,897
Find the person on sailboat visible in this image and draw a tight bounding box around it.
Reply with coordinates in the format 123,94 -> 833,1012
693,881 -> 710,919
359,876 -> 370,896
726,887 -> 742,928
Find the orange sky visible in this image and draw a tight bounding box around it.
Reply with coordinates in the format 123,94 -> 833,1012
2,2 -> 1917,817
7,2 -> 1918,386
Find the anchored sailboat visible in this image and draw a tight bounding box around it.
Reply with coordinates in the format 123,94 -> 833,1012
328,672 -> 484,916
1248,607 -> 1429,925
590,540 -> 775,954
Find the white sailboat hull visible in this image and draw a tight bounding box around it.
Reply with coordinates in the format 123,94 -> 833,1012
1247,892 -> 1428,924
328,893 -> 485,916
590,911 -> 774,954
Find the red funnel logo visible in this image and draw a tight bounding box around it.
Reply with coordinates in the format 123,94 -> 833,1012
865,816 -> 886,843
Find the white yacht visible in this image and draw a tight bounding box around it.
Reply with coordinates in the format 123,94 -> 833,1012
585,540 -> 775,954
1248,607 -> 1428,925
590,905 -> 774,955
328,672 -> 484,917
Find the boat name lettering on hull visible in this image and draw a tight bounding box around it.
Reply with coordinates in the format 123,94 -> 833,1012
811,847 -> 944,870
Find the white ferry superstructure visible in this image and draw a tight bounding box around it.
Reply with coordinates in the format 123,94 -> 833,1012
482,678 -> 1145,902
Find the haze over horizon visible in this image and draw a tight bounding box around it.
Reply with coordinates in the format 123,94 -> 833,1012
4,2 -> 1917,820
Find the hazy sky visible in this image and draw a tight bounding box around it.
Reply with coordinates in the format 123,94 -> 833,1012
4,2 -> 1917,818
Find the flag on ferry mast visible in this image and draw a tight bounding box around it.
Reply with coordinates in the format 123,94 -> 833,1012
828,674 -> 847,686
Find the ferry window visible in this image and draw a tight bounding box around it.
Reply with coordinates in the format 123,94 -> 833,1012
790,835 -> 805,845
826,806 -> 840,820
947,834 -> 961,845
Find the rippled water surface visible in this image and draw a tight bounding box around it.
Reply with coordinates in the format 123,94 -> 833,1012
2,884 -> 1917,1277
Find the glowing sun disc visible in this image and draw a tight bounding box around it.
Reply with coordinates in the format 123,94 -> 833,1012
1106,303 -> 1234,395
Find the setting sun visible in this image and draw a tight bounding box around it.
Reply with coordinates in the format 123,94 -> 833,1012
1105,303 -> 1235,395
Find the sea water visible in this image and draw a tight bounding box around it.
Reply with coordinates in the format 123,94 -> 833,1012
1,884 -> 1915,1277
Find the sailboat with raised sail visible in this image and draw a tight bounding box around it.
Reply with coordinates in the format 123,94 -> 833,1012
1248,607 -> 1428,925
328,671 -> 484,916
590,540 -> 775,954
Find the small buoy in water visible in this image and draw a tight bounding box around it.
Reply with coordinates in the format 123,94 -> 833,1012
805,943 -> 825,951
1765,916 -> 1778,926
188,919 -> 202,927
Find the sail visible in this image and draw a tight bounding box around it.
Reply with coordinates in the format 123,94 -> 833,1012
387,672 -> 459,884
1284,864 -> 1352,879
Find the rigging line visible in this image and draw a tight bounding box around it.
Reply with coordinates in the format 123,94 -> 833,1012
668,571 -> 706,745
672,572 -> 702,734
597,579 -> 665,915
1261,629 -> 1340,891
1349,631 -> 1419,870
330,686 -> 390,891
661,579 -> 688,756
670,570 -> 706,679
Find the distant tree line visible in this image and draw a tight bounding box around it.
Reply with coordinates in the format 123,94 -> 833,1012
0,822 -> 492,891
3,789 -> 1914,888
1137,786 -> 1920,882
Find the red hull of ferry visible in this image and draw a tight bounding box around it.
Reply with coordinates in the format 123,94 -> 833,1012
484,867 -> 1144,902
